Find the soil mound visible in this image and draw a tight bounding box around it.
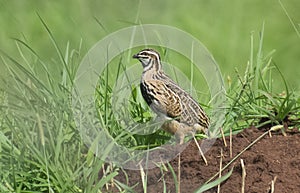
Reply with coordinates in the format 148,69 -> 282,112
113,127 -> 300,193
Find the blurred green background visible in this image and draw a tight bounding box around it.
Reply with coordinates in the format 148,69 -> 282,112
0,0 -> 299,90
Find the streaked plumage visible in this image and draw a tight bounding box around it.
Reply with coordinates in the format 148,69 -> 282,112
133,48 -> 210,143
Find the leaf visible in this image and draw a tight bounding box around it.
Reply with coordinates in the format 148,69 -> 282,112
194,167 -> 234,193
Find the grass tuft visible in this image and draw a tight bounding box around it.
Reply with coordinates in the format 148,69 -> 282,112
0,18 -> 118,192
224,23 -> 300,133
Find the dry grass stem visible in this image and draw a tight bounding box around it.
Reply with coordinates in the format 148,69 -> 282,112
268,130 -> 273,138
270,125 -> 286,137
139,164 -> 146,193
110,163 -> 115,188
102,165 -> 109,190
230,128 -> 233,158
178,153 -> 181,193
270,175 -> 277,193
241,159 -> 246,193
217,148 -> 223,193
220,127 -> 227,147
206,128 -> 271,184
193,136 -> 208,165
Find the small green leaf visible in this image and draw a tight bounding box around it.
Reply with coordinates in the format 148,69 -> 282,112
194,167 -> 234,193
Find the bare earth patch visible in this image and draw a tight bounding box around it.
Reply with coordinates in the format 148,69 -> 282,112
112,127 -> 300,193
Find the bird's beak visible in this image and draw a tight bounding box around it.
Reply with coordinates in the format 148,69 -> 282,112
132,54 -> 139,59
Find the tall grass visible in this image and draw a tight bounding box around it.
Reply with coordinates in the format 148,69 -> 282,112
0,17 -> 121,192
0,15 -> 299,193
224,23 -> 300,133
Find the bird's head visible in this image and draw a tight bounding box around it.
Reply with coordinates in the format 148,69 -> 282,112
133,49 -> 161,71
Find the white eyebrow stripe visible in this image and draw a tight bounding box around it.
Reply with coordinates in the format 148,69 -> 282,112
142,50 -> 160,60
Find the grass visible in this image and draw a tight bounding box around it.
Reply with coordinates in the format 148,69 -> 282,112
223,23 -> 300,133
1,1 -> 300,90
0,19 -> 118,192
0,1 -> 300,192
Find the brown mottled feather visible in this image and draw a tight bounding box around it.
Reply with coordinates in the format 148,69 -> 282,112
142,79 -> 182,118
141,71 -> 209,129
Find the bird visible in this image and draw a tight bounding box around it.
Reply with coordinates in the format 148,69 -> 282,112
133,48 -> 210,144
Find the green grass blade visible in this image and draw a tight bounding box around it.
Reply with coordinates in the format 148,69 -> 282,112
194,167 -> 234,193
36,13 -> 73,85
167,162 -> 178,193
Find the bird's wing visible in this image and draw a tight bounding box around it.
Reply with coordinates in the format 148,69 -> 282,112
161,78 -> 210,128
142,79 -> 182,119
180,94 -> 210,128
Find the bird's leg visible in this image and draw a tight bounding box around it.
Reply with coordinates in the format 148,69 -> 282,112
162,120 -> 196,144
161,120 -> 179,135
177,124 -> 196,144
161,120 -> 183,144
193,124 -> 208,135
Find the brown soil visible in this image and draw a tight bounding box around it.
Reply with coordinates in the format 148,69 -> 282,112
111,127 -> 300,193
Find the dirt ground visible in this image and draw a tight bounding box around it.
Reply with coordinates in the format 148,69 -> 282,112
111,127 -> 300,193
